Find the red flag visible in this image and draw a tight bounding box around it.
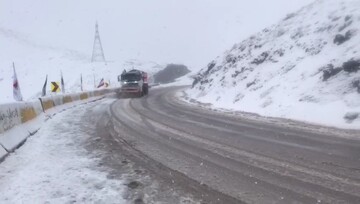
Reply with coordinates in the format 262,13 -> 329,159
12,62 -> 23,101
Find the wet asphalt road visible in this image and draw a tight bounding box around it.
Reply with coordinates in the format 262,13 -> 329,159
108,86 -> 360,204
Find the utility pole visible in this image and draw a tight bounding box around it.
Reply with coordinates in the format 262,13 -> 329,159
91,22 -> 106,63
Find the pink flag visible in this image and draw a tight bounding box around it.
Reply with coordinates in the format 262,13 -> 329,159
12,62 -> 23,101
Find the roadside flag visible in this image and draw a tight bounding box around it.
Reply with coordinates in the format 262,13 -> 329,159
93,74 -> 96,88
97,78 -> 104,88
80,74 -> 83,91
41,75 -> 48,96
12,62 -> 23,101
61,71 -> 65,93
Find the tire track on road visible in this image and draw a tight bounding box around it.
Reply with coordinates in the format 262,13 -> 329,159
110,87 -> 360,203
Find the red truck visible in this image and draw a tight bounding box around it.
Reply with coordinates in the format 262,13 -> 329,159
118,69 -> 149,97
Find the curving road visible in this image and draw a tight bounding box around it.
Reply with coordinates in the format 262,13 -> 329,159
108,86 -> 360,204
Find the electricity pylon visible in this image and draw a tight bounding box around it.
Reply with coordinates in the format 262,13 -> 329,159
91,22 -> 106,63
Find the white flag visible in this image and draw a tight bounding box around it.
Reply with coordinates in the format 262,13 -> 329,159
41,75 -> 48,97
80,74 -> 83,91
12,62 -> 23,101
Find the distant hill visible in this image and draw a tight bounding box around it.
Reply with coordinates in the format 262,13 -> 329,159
153,64 -> 190,84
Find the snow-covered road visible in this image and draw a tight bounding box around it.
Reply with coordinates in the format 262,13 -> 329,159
0,100 -> 126,203
109,86 -> 360,203
3,86 -> 360,203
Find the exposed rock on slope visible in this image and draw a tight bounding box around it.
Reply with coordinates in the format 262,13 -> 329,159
187,0 -> 360,128
154,64 -> 190,84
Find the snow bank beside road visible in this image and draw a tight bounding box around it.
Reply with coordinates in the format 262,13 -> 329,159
0,101 -> 43,152
0,101 -> 126,203
154,74 -> 193,89
0,87 -> 119,160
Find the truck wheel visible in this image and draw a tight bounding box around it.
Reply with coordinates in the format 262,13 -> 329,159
143,86 -> 148,95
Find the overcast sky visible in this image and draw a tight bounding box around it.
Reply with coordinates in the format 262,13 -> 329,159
0,0 -> 314,69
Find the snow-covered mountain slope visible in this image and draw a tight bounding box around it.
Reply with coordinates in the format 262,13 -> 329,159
0,28 -> 164,103
187,0 -> 360,128
0,0 -> 313,103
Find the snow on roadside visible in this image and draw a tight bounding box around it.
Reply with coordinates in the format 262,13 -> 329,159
0,100 -> 126,203
154,74 -> 193,89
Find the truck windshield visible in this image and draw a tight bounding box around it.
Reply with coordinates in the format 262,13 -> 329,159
121,73 -> 141,82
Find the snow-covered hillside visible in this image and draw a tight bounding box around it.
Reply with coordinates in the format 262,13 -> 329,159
187,0 -> 360,128
0,0 -> 314,104
0,27 -> 164,103
0,0 -> 313,70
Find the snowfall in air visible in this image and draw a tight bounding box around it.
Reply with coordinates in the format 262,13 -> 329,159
2,0 -> 360,202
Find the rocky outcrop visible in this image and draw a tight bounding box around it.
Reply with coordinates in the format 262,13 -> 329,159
153,64 -> 190,84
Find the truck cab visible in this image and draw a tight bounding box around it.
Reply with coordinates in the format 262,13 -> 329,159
118,69 -> 148,97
